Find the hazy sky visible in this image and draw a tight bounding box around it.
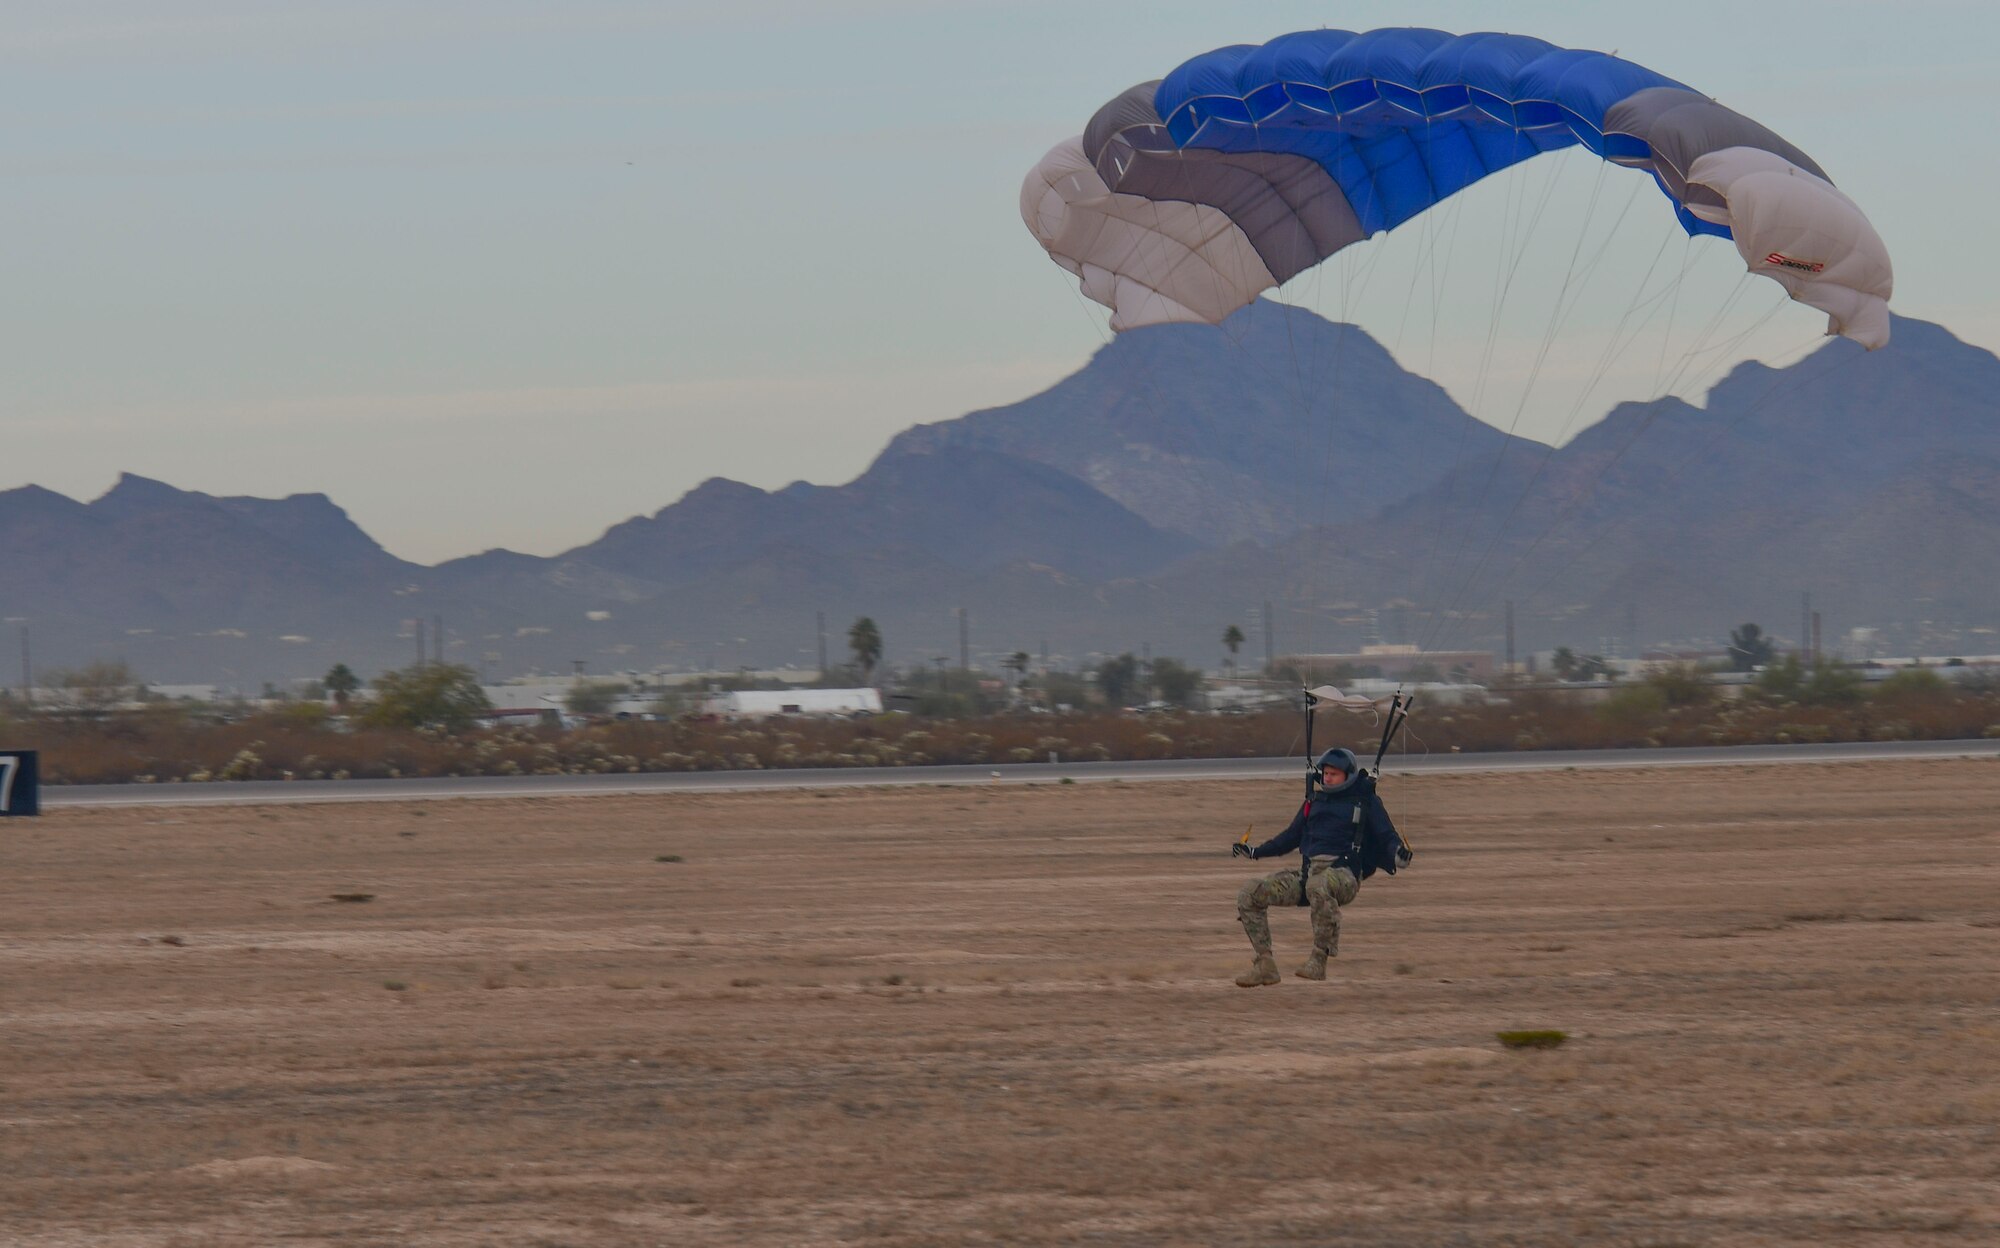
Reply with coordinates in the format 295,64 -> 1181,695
8,1 -> 1994,563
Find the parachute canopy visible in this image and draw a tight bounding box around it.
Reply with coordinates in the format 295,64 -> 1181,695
1022,29 -> 1891,347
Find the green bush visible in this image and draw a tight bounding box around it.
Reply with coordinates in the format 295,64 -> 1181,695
361,664 -> 491,732
1597,684 -> 1668,734
1873,668 -> 1950,703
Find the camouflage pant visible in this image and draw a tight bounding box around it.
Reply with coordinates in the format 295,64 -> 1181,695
1236,856 -> 1359,957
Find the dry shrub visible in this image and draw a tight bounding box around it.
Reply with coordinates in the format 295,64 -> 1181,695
29,685 -> 2000,783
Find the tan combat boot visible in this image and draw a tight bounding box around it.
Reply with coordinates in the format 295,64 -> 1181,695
1294,948 -> 1330,980
1234,953 -> 1280,988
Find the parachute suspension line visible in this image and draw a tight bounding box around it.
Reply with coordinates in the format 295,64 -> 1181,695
1390,113 -> 1453,364
1417,275 -> 1768,655
1503,321 -> 1862,629
1318,136 -> 1406,668
1466,154 -> 1567,421
1411,213 -> 1692,654
1110,144 -> 1255,551
1294,132 -> 1388,677
1537,221 -> 1687,448
1390,191 -> 1467,620
1654,233 -> 1698,395
1426,283 -> 1797,657
1053,267 -> 1116,348
1426,185 -> 1470,382
1401,155 -> 1567,622
1407,156 -> 1623,651
1372,689 -> 1413,775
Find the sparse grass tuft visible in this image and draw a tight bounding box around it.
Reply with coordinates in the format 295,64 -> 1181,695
1496,1029 -> 1567,1050
654,854 -> 684,863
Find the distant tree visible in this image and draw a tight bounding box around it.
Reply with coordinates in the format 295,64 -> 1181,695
1037,670 -> 1091,710
42,660 -> 140,715
565,680 -> 626,715
1005,651 -> 1032,687
1873,667 -> 1949,703
643,687 -> 691,717
848,617 -> 884,684
1095,653 -> 1141,706
1753,654 -> 1800,699
1802,660 -> 1864,707
1643,663 -> 1715,709
1151,657 -> 1204,708
323,663 -> 361,710
1727,623 -> 1775,672
811,663 -> 862,688
361,663 -> 491,732
1550,647 -> 1580,681
1577,654 -> 1618,682
1222,625 -> 1246,676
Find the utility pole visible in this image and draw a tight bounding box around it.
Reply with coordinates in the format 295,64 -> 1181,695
1801,591 -> 1812,661
957,607 -> 969,671
1504,599 -> 1516,675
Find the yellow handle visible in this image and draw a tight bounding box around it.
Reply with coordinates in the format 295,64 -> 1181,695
1238,826 -> 1252,844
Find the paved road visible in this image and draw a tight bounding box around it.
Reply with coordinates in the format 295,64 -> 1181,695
37,738 -> 2000,809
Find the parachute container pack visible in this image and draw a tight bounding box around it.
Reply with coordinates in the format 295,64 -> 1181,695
1023,29 -> 1892,347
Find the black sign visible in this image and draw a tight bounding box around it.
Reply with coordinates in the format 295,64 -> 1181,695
1,751 -> 39,817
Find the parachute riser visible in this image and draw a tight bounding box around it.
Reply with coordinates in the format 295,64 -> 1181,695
1372,692 -> 1414,776
1301,685 -> 1318,801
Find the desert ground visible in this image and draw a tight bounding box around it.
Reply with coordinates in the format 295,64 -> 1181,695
3,759 -> 1997,1246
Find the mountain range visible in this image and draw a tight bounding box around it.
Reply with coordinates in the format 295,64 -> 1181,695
5,301 -> 1996,685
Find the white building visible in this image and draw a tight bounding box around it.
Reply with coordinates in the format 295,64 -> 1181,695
702,688 -> 882,718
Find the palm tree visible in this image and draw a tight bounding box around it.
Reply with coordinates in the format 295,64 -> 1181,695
847,617 -> 883,684
1222,625 -> 1245,677
1551,647 -> 1579,681
1728,623 -> 1774,672
324,663 -> 361,711
1004,651 -> 1031,686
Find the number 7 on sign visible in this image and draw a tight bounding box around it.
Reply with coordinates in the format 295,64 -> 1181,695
0,756 -> 15,814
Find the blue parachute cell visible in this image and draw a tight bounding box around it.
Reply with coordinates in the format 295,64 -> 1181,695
1154,30 -> 1689,237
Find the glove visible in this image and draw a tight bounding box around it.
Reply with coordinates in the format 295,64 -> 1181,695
1394,845 -> 1414,869
1230,841 -> 1255,859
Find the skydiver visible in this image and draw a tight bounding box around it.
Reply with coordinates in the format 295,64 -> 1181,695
1228,746 -> 1413,987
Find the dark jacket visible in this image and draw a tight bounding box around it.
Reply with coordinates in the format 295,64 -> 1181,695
1247,748 -> 1408,880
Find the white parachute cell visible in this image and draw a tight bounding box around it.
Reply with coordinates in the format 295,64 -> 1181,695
1020,138 -> 1277,330
1685,147 -> 1894,349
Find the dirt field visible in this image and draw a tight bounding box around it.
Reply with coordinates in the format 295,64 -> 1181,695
3,760 -> 1998,1247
